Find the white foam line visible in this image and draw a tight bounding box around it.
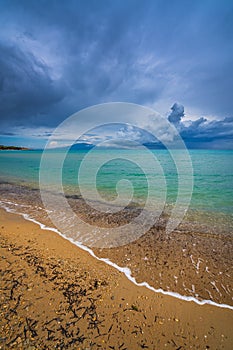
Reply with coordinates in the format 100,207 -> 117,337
1,203 -> 233,311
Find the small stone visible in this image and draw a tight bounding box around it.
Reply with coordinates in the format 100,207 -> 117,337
17,337 -> 22,343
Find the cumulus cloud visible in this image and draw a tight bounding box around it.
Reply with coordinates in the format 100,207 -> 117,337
117,125 -> 144,142
78,124 -> 156,148
168,103 -> 184,124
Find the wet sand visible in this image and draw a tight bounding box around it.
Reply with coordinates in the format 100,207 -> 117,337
94,226 -> 233,306
0,208 -> 233,349
1,182 -> 232,307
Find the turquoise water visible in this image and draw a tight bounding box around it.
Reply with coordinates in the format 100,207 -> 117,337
0,149 -> 232,216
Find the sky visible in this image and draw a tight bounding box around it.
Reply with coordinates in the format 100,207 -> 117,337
0,0 -> 233,149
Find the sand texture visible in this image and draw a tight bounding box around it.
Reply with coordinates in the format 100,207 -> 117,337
0,209 -> 233,349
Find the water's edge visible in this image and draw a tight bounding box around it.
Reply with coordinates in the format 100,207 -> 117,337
1,202 -> 233,311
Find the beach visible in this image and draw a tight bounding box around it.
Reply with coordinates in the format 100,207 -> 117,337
1,208 -> 233,349
1,0 -> 232,347
0,149 -> 233,349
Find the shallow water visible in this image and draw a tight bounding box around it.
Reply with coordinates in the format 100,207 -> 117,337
1,149 -> 232,208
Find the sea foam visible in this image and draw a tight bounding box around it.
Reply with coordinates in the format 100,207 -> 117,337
1,200 -> 233,311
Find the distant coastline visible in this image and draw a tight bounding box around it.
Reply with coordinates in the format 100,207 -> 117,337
0,145 -> 30,151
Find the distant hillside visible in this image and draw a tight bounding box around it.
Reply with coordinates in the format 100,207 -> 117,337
0,145 -> 30,150
70,142 -> 94,150
68,142 -> 165,150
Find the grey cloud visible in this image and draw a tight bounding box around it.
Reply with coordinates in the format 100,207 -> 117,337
166,102 -> 233,147
0,132 -> 15,136
179,112 -> 233,149
0,0 -> 232,150
0,0 -> 167,130
168,103 -> 184,124
0,40 -> 66,127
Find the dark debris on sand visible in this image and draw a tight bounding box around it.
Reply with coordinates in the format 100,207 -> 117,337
0,236 -> 157,350
0,227 -> 227,350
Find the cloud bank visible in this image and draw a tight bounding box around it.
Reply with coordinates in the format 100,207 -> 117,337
0,0 -> 232,149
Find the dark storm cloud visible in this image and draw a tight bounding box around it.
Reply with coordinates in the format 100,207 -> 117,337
0,0 -> 170,129
181,117 -> 233,140
0,0 -> 233,149
177,111 -> 233,149
0,40 -> 66,128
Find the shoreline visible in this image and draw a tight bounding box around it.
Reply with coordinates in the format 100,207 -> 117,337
0,183 -> 233,307
0,207 -> 233,349
2,203 -> 233,311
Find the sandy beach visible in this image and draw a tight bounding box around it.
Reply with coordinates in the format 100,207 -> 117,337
0,208 -> 233,349
1,0 -> 233,348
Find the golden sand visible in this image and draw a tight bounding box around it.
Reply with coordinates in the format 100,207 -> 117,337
0,208 -> 232,349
